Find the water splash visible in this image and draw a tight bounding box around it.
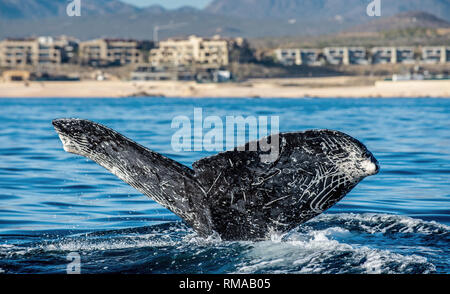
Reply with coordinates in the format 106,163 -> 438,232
0,213 -> 447,274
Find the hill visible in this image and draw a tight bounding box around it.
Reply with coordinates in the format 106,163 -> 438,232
205,0 -> 450,22
0,0 -> 139,20
347,11 -> 450,33
0,9 -> 352,40
0,0 -> 449,40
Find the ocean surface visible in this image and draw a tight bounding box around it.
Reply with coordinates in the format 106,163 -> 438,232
0,97 -> 448,274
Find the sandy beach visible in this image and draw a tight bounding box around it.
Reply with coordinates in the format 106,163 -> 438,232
0,77 -> 449,98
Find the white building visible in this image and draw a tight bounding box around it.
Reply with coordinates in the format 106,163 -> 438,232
149,35 -> 229,69
371,47 -> 415,64
422,46 -> 449,64
275,48 -> 321,66
323,47 -> 368,65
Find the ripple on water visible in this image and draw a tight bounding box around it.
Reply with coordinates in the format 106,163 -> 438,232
0,213 -> 448,274
0,97 -> 449,273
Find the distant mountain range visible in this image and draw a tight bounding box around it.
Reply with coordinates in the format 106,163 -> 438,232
205,0 -> 450,22
347,11 -> 450,33
0,0 -> 449,40
0,0 -> 138,19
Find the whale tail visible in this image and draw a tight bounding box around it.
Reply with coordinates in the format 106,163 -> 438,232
52,118 -> 214,236
53,119 -> 378,241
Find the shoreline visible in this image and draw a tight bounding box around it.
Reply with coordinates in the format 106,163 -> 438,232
0,77 -> 449,98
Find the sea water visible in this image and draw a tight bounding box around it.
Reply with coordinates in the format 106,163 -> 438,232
0,97 -> 448,273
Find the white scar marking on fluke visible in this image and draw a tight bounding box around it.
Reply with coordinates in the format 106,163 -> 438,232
297,134 -> 377,214
264,195 -> 290,207
206,170 -> 222,195
362,159 -> 377,175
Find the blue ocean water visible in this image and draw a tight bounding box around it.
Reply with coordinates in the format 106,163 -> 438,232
0,97 -> 448,274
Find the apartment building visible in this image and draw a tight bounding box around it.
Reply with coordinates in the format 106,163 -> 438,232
422,46 -> 449,64
323,47 -> 367,65
371,47 -> 395,64
371,47 -> 415,64
275,49 -> 300,66
0,37 -> 64,67
79,39 -> 146,66
323,47 -> 347,65
149,35 -> 229,69
275,49 -> 321,66
396,47 -> 415,64
53,36 -> 79,63
347,47 -> 368,65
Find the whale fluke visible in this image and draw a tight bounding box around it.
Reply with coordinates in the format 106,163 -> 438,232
53,118 -> 379,241
52,118 -> 214,236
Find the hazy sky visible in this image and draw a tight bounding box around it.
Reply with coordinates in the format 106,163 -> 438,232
120,0 -> 212,9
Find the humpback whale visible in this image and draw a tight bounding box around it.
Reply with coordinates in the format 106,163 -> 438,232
52,119 -> 379,241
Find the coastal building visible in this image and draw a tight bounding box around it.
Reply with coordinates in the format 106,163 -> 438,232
275,49 -> 301,66
275,49 -> 320,66
0,37 -> 66,67
130,64 -> 230,82
149,35 -> 229,69
300,49 -> 321,66
371,47 -> 415,64
79,39 -> 148,66
130,65 -> 178,81
348,47 -> 368,65
396,47 -> 416,64
1,70 -> 31,81
52,36 -> 79,63
422,46 -> 449,64
323,47 -> 367,65
443,47 -> 449,63
213,70 -> 232,83
371,47 -> 395,64
323,47 -> 348,65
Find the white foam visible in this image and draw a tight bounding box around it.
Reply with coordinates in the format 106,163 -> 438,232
1,213 -> 446,273
235,222 -> 439,274
312,213 -> 450,235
